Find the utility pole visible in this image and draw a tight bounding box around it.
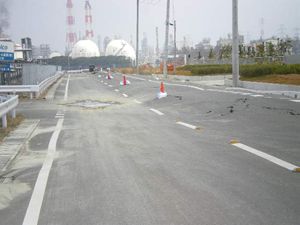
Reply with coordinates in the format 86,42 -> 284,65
136,0 -> 140,75
232,0 -> 239,87
163,0 -> 171,78
173,20 -> 177,75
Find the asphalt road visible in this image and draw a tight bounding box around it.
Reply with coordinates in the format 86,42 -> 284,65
0,72 -> 299,225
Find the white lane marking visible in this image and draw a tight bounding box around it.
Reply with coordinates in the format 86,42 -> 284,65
176,121 -> 198,130
126,75 -> 146,81
188,85 -> 204,91
232,143 -> 299,172
150,108 -> 164,116
251,94 -> 264,97
55,116 -> 64,119
264,96 -> 272,99
108,85 -> 113,87
134,99 -> 142,104
104,83 -> 108,85
114,89 -> 119,92
122,93 -> 128,98
64,74 -> 70,101
290,100 -> 300,103
101,80 -> 104,83
22,118 -> 64,225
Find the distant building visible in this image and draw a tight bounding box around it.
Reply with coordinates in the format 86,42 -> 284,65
21,37 -> 33,61
40,44 -> 51,59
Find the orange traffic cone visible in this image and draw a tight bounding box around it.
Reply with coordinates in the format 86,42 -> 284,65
160,82 -> 165,93
157,82 -> 167,99
120,75 -> 130,86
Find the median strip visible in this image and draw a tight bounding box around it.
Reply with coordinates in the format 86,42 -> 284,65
231,141 -> 300,172
150,108 -> 164,116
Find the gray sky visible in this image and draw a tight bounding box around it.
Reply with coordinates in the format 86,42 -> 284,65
6,0 -> 300,53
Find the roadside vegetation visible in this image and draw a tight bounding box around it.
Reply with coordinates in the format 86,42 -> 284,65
176,64 -> 300,77
115,63 -> 300,85
0,115 -> 24,143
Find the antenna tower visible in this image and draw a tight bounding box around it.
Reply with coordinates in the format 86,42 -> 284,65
66,0 -> 77,53
85,0 -> 94,39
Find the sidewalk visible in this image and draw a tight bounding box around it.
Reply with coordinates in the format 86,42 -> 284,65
0,120 -> 39,172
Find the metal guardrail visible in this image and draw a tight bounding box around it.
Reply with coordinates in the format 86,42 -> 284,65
0,72 -> 63,99
0,95 -> 18,128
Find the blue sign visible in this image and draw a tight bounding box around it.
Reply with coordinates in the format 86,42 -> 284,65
0,52 -> 14,61
0,64 -> 13,72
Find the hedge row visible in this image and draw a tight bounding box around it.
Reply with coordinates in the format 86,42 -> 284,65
177,64 -> 300,77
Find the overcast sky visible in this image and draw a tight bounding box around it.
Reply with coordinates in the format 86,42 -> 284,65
6,0 -> 300,53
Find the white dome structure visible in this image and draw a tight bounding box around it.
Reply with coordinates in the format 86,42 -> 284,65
71,40 -> 100,59
49,52 -> 62,58
105,40 -> 136,61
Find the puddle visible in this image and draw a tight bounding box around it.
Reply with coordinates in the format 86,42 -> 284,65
67,100 -> 119,109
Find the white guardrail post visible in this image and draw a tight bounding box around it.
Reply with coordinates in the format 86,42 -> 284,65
0,95 -> 19,129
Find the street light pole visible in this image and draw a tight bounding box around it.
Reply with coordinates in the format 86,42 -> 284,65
136,0 -> 140,75
173,20 -> 177,75
232,0 -> 239,87
163,0 -> 171,78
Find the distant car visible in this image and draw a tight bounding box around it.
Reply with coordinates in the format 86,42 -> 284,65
89,65 -> 95,72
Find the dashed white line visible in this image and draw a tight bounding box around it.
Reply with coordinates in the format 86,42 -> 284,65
232,142 -> 300,172
134,99 -> 142,104
100,80 -> 104,83
176,121 -> 198,130
188,85 -> 205,91
64,74 -> 70,101
108,85 -> 113,87
290,99 -> 300,103
122,93 -> 128,98
114,89 -> 119,92
251,94 -> 264,97
150,108 -> 164,116
126,75 -> 146,81
104,83 -> 108,85
22,118 -> 64,225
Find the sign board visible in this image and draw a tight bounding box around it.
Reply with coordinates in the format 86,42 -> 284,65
0,64 -> 13,72
0,41 -> 14,62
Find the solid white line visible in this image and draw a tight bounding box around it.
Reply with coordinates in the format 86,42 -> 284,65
134,99 -> 142,104
114,89 -> 119,92
251,94 -> 264,97
122,93 -> 128,98
176,121 -> 197,130
290,100 -> 300,103
108,85 -> 113,87
64,74 -> 70,101
22,118 -> 64,225
104,83 -> 108,85
150,108 -> 164,116
232,143 -> 299,171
